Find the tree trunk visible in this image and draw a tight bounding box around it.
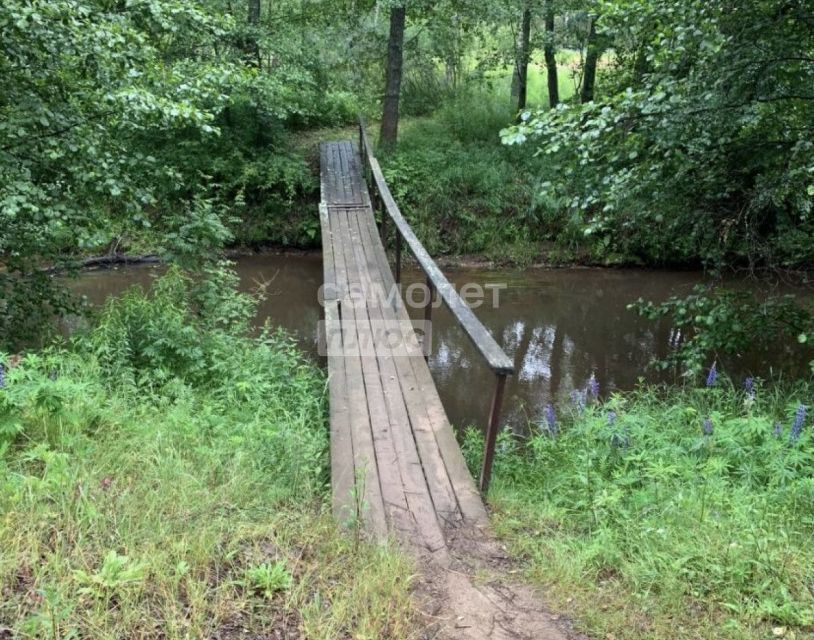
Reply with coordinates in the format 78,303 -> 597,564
511,4 -> 533,113
544,2 -> 559,108
246,0 -> 261,68
248,0 -> 260,24
580,17 -> 599,103
633,43 -> 650,84
380,6 -> 406,153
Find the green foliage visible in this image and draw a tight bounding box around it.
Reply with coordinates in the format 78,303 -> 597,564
0,270 -> 416,638
502,0 -> 814,269
73,551 -> 146,601
631,285 -> 814,375
476,380 -> 814,639
380,92 -> 543,261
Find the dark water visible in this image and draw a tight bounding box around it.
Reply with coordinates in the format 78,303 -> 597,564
69,254 -> 805,433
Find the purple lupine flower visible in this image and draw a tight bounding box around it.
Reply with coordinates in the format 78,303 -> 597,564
773,422 -> 782,438
744,377 -> 755,396
607,411 -> 617,426
588,374 -> 600,399
543,404 -> 557,437
0,363 -> 5,389
706,362 -> 718,388
702,417 -> 713,436
790,404 -> 807,442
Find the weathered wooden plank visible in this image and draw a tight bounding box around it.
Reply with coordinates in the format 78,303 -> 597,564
355,203 -> 490,528
322,204 -> 387,535
328,207 -> 416,539
323,299 -> 356,523
338,208 -> 448,556
321,137 -> 492,551
334,310 -> 387,536
336,208 -> 446,553
345,208 -> 462,526
341,142 -> 357,204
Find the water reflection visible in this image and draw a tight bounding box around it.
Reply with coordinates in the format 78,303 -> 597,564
398,268 -> 701,432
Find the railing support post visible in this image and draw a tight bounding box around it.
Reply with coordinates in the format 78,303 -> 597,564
395,233 -> 402,284
479,373 -> 508,494
423,275 -> 434,361
379,201 -> 387,245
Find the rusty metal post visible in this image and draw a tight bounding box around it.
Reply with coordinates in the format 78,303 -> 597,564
395,233 -> 402,284
479,373 -> 508,494
379,199 -> 387,246
424,275 -> 434,323
423,275 -> 435,361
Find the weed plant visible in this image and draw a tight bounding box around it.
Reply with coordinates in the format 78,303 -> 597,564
465,373 -> 814,640
0,266 -> 414,639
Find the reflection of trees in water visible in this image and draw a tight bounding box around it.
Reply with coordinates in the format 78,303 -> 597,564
428,273 -> 678,432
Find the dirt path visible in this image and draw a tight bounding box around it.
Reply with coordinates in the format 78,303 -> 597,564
412,525 -> 586,640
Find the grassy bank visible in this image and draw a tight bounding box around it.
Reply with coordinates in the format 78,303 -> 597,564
378,92 -> 544,265
464,376 -> 814,640
0,268 -> 415,639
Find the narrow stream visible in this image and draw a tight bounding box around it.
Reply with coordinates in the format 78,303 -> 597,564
70,253 -> 807,432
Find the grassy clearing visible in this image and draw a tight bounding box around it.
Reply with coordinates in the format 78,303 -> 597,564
479,50 -> 580,109
0,267 -> 416,639
464,376 -> 814,640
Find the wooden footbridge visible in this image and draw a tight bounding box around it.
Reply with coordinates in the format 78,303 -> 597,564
320,122 -> 514,557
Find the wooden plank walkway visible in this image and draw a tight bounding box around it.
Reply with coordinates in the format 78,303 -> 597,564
320,140 -> 488,557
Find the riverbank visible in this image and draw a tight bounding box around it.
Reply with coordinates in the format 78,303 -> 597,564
6,263 -> 814,639
0,268 -> 415,638
464,378 -> 814,640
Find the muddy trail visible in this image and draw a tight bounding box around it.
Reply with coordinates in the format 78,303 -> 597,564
411,523 -> 585,640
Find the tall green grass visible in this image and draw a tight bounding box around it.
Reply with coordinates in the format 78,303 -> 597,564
380,89 -> 544,264
0,267 -> 415,639
464,377 -> 814,640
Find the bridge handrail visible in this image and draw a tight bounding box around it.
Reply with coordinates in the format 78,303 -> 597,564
358,118 -> 514,493
358,118 -> 514,377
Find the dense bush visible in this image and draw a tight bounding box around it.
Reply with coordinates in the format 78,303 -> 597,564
502,0 -> 814,270
632,284 -> 814,375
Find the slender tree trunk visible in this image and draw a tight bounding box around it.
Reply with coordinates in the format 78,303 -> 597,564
511,4 -> 533,113
580,17 -> 599,103
380,6 -> 406,153
247,0 -> 261,68
633,43 -> 650,84
544,2 -> 559,108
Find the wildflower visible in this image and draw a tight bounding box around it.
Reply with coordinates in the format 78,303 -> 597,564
743,376 -> 755,396
790,404 -> 807,442
588,374 -> 600,399
607,411 -> 617,426
702,417 -> 713,436
773,422 -> 782,438
705,362 -> 717,387
543,403 -> 557,437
